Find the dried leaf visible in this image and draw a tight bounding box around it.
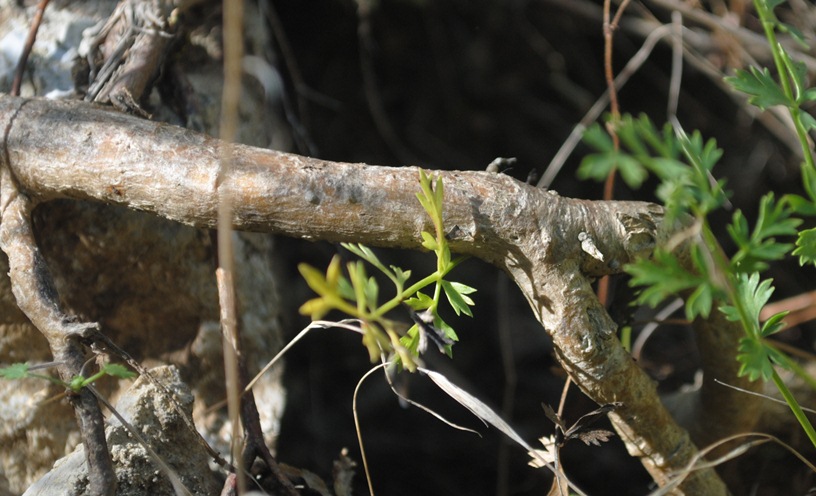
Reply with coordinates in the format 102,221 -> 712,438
574,429 -> 615,447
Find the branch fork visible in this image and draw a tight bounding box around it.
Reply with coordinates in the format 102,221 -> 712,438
0,95 -> 760,495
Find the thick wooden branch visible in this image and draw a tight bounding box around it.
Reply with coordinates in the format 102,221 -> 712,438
1,108 -> 115,495
0,97 -> 651,271
0,96 -> 755,494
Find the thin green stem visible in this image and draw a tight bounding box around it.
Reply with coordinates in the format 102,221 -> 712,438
789,108 -> 814,171
703,214 -> 816,448
775,351 -> 816,390
754,0 -> 792,99
771,368 -> 816,447
27,372 -> 66,387
371,271 -> 441,319
753,0 -> 815,170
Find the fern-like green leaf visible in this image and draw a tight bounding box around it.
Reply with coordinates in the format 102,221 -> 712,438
761,311 -> 789,337
0,363 -> 31,380
101,363 -> 136,380
728,194 -> 799,272
737,337 -> 776,381
793,227 -> 816,266
442,280 -> 475,317
405,291 -> 434,310
725,67 -> 791,109
720,273 -> 775,338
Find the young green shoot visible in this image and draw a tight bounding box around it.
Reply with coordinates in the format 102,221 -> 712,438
0,361 -> 136,392
298,170 -> 476,371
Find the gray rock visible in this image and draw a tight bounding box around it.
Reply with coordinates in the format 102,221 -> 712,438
24,366 -> 221,496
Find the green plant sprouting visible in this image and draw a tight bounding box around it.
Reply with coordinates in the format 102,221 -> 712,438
298,170 -> 476,371
0,361 -> 136,392
578,0 -> 816,448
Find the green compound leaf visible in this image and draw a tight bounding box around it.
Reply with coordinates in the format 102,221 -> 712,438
578,149 -> 646,190
779,22 -> 809,48
101,363 -> 136,380
780,49 -> 810,102
417,170 -> 444,232
0,363 -> 31,380
299,259 -> 339,297
391,266 -> 412,286
725,67 -> 791,110
364,275 -> 379,311
616,156 -> 649,190
421,231 -> 438,251
802,88 -> 816,104
753,193 -> 802,237
582,122 -> 614,151
342,243 -> 409,289
627,248 -> 719,320
761,311 -> 789,337
784,193 -> 816,216
799,111 -> 816,133
299,297 -> 332,321
737,337 -> 776,381
728,193 -> 800,272
405,291 -> 434,310
435,314 -> 459,343
449,281 -> 477,296
686,283 -> 715,322
578,152 -> 622,182
793,227 -> 816,266
720,273 -> 775,335
442,280 -> 475,317
737,336 -> 790,382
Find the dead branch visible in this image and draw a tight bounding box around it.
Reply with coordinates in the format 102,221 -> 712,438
82,0 -> 183,116
0,99 -> 116,494
0,95 -> 759,494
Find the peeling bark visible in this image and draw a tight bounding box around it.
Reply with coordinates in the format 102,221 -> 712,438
0,95 -> 762,494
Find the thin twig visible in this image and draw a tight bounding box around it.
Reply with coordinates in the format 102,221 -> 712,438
537,24 -> 674,188
1,98 -> 115,494
597,0 -> 631,312
11,0 -> 50,97
353,362 -> 388,496
667,11 -> 683,124
87,330 -> 235,471
219,0 -> 244,490
713,379 -> 816,415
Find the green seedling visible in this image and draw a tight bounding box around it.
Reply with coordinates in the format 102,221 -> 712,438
0,361 -> 136,392
298,170 -> 476,371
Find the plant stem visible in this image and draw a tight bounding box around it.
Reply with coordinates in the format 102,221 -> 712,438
771,368 -> 816,447
753,0 -> 815,171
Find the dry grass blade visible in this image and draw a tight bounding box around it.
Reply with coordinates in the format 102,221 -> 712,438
353,362 -> 388,496
647,432 -> 816,496
245,319 -> 365,393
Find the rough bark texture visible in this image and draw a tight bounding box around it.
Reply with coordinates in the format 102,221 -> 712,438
0,3 -> 289,492
0,95 -> 762,494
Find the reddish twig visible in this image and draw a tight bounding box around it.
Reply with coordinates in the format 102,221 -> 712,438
10,0 -> 50,97
597,0 -> 631,310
